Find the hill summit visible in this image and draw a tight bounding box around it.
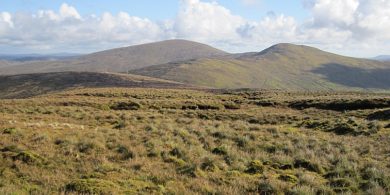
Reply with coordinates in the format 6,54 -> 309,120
131,43 -> 390,91
0,39 -> 228,75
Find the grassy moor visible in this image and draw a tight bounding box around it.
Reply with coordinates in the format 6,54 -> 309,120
0,88 -> 389,194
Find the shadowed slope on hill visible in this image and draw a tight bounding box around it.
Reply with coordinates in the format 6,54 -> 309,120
0,72 -> 192,99
312,64 -> 390,89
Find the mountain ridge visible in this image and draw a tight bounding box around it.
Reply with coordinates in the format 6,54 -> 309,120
0,39 -> 228,75
0,40 -> 389,91
130,43 -> 390,91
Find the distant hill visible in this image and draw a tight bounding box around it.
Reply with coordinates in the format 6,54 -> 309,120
131,43 -> 390,91
0,53 -> 80,62
0,60 -> 15,68
0,40 -> 228,75
1,40 -> 389,91
0,72 -> 192,99
372,55 -> 390,62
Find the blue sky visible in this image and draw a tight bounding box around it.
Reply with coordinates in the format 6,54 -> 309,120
0,0 -> 389,57
0,0 -> 308,21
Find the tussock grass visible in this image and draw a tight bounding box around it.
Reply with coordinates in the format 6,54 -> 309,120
0,88 -> 389,194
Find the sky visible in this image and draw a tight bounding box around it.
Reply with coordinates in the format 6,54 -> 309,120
0,0 -> 389,57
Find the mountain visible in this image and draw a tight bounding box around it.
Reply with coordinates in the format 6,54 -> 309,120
0,40 -> 228,75
0,60 -> 14,68
131,43 -> 390,91
0,53 -> 80,62
0,72 -> 192,99
1,40 -> 389,91
373,55 -> 390,62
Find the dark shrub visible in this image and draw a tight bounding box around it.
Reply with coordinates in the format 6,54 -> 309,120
182,104 -> 198,110
177,164 -> 197,177
212,146 -> 228,155
256,181 -> 278,195
110,101 -> 141,110
328,178 -> 358,193
332,123 -> 358,135
255,101 -> 276,107
169,147 -> 185,159
367,109 -> 390,121
77,142 -> 96,153
113,120 -> 127,129
197,104 -> 221,110
212,131 -> 227,139
116,146 -> 134,160
294,159 -> 325,174
200,158 -> 218,172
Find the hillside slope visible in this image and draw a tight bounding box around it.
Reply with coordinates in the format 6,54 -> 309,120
0,72 -> 191,99
0,60 -> 16,68
0,40 -> 227,75
131,43 -> 390,91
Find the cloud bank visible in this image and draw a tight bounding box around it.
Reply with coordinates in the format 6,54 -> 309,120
0,0 -> 389,57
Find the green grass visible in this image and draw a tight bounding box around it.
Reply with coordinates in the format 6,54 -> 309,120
131,43 -> 390,91
0,88 -> 389,194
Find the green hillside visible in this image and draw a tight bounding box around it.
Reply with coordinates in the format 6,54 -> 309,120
131,43 -> 390,91
0,40 -> 228,75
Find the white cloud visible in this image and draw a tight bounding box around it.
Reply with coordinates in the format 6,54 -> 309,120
0,12 -> 12,38
0,12 -> 13,27
0,4 -> 165,52
174,0 -> 245,42
302,0 -> 390,55
309,0 -> 359,27
59,3 -> 81,20
0,0 -> 389,56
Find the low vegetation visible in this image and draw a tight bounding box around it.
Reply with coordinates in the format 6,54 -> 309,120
0,88 -> 389,194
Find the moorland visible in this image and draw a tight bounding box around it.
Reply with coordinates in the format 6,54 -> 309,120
0,88 -> 389,194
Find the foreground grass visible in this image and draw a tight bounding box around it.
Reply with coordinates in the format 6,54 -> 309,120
0,88 -> 389,194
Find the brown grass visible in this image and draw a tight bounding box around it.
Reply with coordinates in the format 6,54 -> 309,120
0,88 -> 389,194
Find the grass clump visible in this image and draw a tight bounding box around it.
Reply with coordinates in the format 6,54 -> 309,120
256,181 -> 279,195
328,178 -> 358,193
223,102 -> 241,110
177,164 -> 199,177
200,158 -> 218,172
2,128 -> 18,135
169,147 -> 186,159
77,141 -> 98,154
332,122 -> 359,135
116,145 -> 134,160
245,160 -> 264,174
212,146 -> 228,155
278,174 -> 299,183
197,103 -> 221,110
65,179 -> 119,194
13,151 -> 47,165
294,159 -> 325,174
